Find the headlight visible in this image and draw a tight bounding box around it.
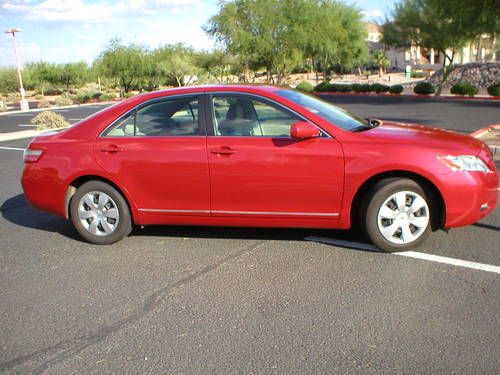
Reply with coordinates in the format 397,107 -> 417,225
439,155 -> 491,172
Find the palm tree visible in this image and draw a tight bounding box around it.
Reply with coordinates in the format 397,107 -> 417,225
374,50 -> 390,77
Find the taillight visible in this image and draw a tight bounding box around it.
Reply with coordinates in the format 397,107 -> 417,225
23,149 -> 43,163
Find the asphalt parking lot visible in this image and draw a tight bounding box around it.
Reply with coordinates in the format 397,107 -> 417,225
0,104 -> 110,133
0,97 -> 499,374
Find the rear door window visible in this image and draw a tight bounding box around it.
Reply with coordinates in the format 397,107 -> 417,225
103,96 -> 200,137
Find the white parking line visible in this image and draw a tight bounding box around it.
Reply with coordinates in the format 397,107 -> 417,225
0,146 -> 25,151
396,251 -> 500,274
305,236 -> 500,274
18,124 -> 36,127
69,118 -> 82,121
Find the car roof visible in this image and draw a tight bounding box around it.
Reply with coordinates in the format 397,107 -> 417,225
136,84 -> 282,101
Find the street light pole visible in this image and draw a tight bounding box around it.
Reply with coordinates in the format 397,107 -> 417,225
5,28 -> 29,111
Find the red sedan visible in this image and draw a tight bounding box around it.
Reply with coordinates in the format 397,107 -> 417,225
22,85 -> 498,252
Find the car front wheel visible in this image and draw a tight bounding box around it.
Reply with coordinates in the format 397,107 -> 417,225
70,181 -> 132,245
363,178 -> 431,252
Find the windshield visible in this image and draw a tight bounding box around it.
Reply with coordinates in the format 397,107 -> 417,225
276,89 -> 367,131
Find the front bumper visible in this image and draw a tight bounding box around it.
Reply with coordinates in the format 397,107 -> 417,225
441,168 -> 498,228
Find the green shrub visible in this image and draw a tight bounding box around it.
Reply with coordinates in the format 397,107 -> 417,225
351,84 -> 361,92
450,82 -> 479,97
353,83 -> 376,93
389,85 -> 404,94
414,82 -> 435,95
31,111 -> 69,130
124,92 -> 136,98
92,92 -> 103,100
99,93 -> 116,101
43,87 -> 63,96
314,82 -> 333,92
73,91 -> 93,104
295,81 -> 314,93
487,83 -> 500,97
371,83 -> 390,93
356,84 -> 371,93
55,95 -> 74,106
331,84 -> 352,93
410,71 -> 426,78
37,99 -> 51,108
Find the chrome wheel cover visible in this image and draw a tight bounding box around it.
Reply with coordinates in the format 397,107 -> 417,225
377,190 -> 429,245
78,191 -> 120,236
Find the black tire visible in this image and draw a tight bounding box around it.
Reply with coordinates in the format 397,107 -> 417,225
69,181 -> 132,245
361,178 -> 432,252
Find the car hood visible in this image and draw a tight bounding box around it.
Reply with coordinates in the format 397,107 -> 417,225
359,121 -> 486,155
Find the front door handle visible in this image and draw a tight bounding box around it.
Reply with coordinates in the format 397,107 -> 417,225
100,144 -> 122,153
210,146 -> 236,155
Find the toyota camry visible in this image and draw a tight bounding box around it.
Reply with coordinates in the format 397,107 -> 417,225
22,85 -> 498,252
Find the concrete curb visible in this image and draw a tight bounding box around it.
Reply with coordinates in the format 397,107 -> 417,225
0,127 -> 69,142
0,101 -> 115,116
315,92 -> 500,101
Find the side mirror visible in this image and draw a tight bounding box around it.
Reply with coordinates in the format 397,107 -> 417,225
290,121 -> 320,140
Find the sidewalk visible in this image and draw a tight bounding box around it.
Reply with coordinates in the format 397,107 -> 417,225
0,101 -> 114,116
0,127 -> 68,142
471,124 -> 500,160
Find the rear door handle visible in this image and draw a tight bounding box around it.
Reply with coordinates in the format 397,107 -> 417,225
100,145 -> 122,153
210,146 -> 236,155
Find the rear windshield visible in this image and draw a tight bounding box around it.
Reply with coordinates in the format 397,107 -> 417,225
276,89 -> 367,131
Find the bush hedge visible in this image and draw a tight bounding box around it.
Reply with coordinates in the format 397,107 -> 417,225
355,84 -> 372,93
314,82 -> 332,92
371,83 -> 390,93
31,111 -> 69,130
313,82 -> 395,94
414,82 -> 435,95
389,85 -> 404,94
450,82 -> 479,97
295,81 -> 314,92
487,83 -> 500,97
331,84 -> 352,92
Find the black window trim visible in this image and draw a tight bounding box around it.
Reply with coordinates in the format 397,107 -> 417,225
206,92 -> 332,138
99,93 -> 209,138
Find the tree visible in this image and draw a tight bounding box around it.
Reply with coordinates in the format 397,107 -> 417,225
373,50 -> 389,77
205,0 -> 367,84
382,0 -> 499,95
302,1 -> 367,80
205,0 -> 306,84
196,50 -> 236,83
0,68 -> 19,94
95,39 -> 147,96
25,61 -> 59,95
58,62 -> 89,89
151,44 -> 199,87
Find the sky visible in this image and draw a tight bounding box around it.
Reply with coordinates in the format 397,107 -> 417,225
0,0 -> 398,68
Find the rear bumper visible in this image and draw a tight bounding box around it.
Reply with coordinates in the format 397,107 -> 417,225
441,169 -> 498,228
22,164 -> 67,217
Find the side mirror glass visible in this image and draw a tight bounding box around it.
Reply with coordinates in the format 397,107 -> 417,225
290,121 -> 320,140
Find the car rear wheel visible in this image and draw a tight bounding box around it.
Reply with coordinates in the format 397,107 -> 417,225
70,181 -> 132,245
363,178 -> 431,252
